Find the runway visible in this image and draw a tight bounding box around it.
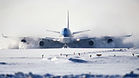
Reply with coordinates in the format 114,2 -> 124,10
0,48 -> 139,76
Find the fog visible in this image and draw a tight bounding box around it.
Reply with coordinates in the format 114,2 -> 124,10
0,0 -> 139,48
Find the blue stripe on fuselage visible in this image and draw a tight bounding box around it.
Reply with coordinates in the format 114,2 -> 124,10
62,28 -> 70,37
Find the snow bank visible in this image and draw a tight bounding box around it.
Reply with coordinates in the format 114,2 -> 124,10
0,71 -> 138,78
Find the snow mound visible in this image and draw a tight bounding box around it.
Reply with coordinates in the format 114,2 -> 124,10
0,62 -> 7,65
69,58 -> 88,63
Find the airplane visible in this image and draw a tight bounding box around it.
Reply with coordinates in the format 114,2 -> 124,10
44,11 -> 91,48
1,11 -> 133,49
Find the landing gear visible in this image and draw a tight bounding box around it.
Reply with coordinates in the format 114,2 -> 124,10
63,43 -> 68,48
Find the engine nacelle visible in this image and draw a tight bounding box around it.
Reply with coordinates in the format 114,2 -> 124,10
21,39 -> 27,43
107,38 -> 113,43
88,40 -> 95,46
39,40 -> 45,46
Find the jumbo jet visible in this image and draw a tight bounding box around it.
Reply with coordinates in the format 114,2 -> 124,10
45,11 -> 90,48
1,11 -> 133,49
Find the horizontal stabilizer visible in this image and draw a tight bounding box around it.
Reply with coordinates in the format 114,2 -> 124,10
72,30 -> 90,35
46,29 -> 60,34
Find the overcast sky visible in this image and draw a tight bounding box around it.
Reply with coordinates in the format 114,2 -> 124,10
0,0 -> 139,38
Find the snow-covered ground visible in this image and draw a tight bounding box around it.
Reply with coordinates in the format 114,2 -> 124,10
0,48 -> 139,76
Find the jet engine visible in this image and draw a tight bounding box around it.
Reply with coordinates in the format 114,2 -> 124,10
39,40 -> 45,46
88,40 -> 95,46
107,38 -> 113,43
21,38 -> 29,44
21,39 -> 27,43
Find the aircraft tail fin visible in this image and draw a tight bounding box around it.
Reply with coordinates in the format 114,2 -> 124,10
67,10 -> 69,29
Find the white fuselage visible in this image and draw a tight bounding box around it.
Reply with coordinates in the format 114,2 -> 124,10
60,37 -> 73,43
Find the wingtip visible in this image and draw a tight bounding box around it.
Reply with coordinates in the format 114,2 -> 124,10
1,34 -> 7,38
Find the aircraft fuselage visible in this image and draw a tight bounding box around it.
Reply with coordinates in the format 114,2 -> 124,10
60,28 -> 73,43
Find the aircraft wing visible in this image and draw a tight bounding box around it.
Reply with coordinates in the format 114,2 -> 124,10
1,34 -> 64,49
1,34 -> 133,49
68,37 -> 96,48
119,34 -> 132,37
67,34 -> 133,48
38,38 -> 64,48
19,37 -> 64,48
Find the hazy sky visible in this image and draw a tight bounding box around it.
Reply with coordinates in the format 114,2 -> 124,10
0,0 -> 139,37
